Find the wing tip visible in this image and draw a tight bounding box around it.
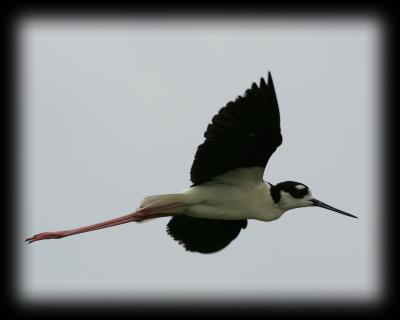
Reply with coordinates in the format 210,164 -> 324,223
267,71 -> 273,85
260,77 -> 267,88
260,71 -> 273,88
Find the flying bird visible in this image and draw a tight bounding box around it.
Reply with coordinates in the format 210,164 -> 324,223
26,72 -> 357,253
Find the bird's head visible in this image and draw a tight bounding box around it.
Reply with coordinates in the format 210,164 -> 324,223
270,181 -> 357,218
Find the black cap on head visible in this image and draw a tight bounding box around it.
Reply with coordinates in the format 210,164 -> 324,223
270,181 -> 309,203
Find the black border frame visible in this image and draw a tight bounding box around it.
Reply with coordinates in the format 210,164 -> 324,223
4,3 -> 396,318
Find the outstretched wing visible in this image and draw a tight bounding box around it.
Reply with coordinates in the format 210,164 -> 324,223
190,72 -> 282,185
167,215 -> 247,254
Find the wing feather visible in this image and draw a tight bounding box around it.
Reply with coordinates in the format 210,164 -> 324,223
190,72 -> 282,185
167,215 -> 247,254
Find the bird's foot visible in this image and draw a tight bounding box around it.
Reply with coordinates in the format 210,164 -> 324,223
25,231 -> 65,244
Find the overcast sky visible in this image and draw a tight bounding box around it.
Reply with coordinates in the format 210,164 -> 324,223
18,16 -> 382,306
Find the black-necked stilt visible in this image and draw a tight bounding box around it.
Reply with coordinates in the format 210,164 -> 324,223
26,72 -> 357,253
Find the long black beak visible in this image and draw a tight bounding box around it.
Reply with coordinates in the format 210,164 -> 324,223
311,199 -> 358,219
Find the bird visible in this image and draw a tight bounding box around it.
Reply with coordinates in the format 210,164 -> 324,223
25,72 -> 358,253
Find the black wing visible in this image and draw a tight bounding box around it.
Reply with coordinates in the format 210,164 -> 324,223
190,72 -> 282,185
167,215 -> 247,254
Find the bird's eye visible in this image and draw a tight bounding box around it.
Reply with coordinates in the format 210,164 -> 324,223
290,185 -> 309,198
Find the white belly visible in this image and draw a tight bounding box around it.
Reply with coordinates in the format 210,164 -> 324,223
182,179 -> 283,222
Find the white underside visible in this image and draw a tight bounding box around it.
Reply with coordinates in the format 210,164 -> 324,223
179,167 -> 284,221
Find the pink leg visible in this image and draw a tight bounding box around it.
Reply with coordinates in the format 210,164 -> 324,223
25,202 -> 184,244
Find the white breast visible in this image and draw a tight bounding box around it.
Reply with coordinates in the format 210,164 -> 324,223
182,167 -> 283,221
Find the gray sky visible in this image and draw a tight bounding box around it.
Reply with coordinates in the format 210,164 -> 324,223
18,16 -> 382,305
